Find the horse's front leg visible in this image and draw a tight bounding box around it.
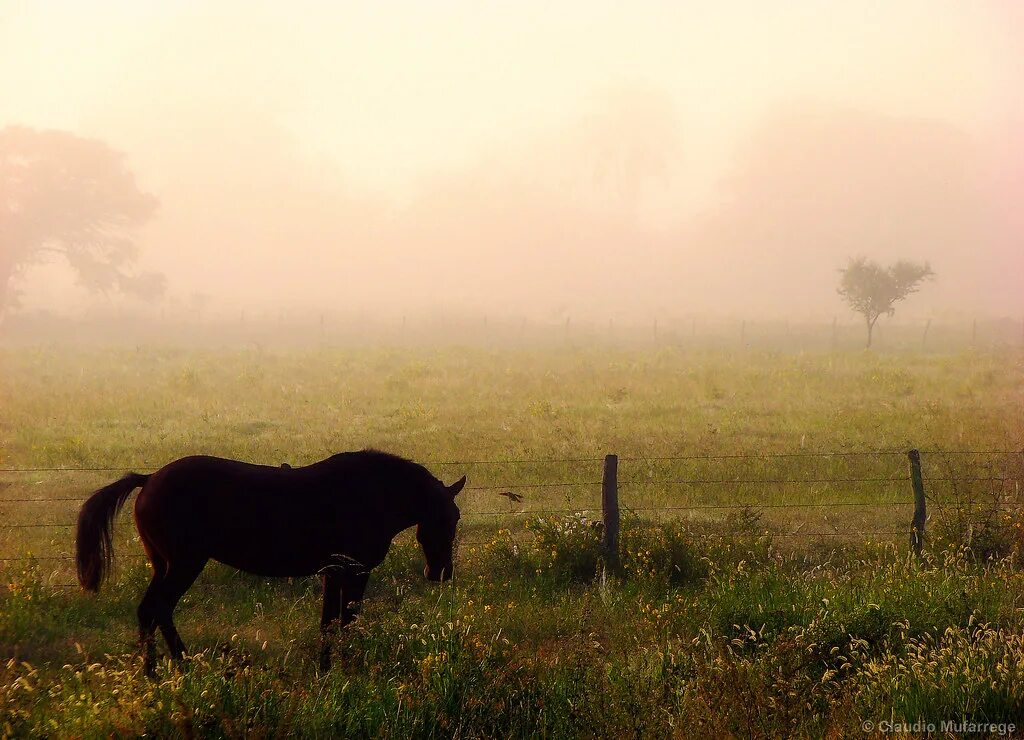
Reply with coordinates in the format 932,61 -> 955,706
319,571 -> 342,671
341,571 -> 369,626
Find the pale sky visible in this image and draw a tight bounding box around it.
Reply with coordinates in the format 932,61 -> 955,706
1,1 -> 1021,319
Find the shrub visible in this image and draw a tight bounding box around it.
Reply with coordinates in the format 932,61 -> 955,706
928,454 -> 1024,563
932,500 -> 1024,563
527,515 -> 715,586
527,514 -> 603,583
621,519 -> 710,585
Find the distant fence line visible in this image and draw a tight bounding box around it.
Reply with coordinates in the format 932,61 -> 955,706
3,313 -> 1024,350
2,448 -> 1021,587
1,448 -> 1020,473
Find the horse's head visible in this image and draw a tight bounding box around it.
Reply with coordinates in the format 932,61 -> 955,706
417,475 -> 465,582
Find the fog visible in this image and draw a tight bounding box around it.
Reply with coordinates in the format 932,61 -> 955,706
2,1 -> 1021,324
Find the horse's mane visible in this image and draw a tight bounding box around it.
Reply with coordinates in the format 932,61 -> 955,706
324,449 -> 439,489
357,448 -> 418,465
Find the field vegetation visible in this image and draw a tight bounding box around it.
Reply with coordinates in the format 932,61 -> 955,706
1,346 -> 1022,737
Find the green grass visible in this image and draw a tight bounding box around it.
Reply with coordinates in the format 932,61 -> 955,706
1,346 -> 1022,737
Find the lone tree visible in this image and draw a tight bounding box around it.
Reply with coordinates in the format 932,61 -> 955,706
838,257 -> 934,348
0,126 -> 162,323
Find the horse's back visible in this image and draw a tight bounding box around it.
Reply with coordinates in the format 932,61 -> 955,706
129,451 -> 426,577
133,455 -> 340,576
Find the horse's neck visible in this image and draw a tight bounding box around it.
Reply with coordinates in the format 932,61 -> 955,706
386,512 -> 422,539
380,489 -> 428,538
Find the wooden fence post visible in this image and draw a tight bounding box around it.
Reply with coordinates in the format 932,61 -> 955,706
602,454 -> 620,571
909,449 -> 926,558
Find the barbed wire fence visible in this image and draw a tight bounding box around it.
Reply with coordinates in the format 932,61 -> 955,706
1,449 -> 1021,589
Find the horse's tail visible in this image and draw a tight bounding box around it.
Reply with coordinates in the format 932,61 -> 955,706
76,473 -> 149,592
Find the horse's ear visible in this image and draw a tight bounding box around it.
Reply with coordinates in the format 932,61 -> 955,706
447,475 -> 467,497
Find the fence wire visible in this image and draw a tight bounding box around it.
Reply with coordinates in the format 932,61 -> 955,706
2,449 -> 1020,572
0,448 -> 1019,474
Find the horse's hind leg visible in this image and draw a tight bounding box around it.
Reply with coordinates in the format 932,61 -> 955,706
138,572 -> 165,675
155,557 -> 207,662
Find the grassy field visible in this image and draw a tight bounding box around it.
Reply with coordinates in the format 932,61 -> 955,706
1,346 -> 1023,737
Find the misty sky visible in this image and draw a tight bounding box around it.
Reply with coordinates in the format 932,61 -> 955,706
1,1 -> 1021,320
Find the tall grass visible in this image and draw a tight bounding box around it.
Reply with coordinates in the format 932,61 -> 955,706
4,524 -> 1024,737
1,347 -> 1022,736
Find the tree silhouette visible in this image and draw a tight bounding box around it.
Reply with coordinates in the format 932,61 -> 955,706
838,257 -> 934,348
685,104 -> 977,315
0,126 -> 161,321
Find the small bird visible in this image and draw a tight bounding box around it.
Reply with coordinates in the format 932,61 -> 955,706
499,491 -> 524,503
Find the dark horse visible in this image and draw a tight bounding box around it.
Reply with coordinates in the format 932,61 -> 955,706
75,450 -> 464,672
